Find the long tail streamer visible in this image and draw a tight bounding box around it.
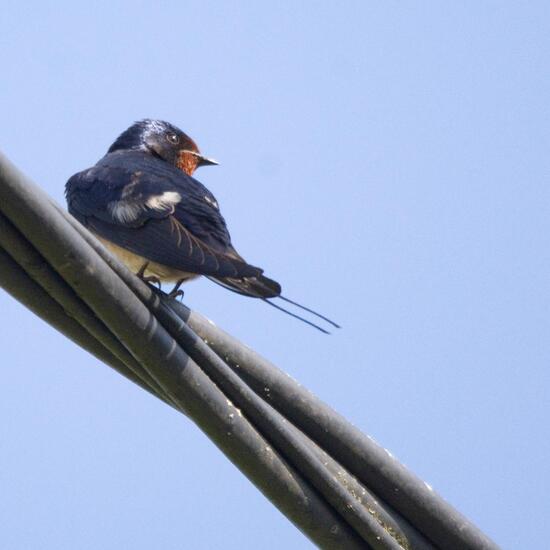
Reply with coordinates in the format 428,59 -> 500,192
205,276 -> 339,334
278,295 -> 341,329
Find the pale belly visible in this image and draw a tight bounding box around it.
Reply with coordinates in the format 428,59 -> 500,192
96,236 -> 199,283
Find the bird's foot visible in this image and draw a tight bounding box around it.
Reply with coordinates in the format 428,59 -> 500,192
136,261 -> 162,290
167,279 -> 185,300
136,261 -> 150,279
143,275 -> 162,290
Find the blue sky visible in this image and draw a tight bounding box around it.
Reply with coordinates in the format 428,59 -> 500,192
1,2 -> 549,548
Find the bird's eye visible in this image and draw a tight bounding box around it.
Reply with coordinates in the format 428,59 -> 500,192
166,133 -> 179,144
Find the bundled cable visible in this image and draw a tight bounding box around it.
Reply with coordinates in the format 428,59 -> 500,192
0,151 -> 499,550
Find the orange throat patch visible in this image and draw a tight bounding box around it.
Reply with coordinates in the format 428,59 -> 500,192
177,151 -> 199,176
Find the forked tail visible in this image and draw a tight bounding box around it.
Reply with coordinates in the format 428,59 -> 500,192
208,275 -> 341,334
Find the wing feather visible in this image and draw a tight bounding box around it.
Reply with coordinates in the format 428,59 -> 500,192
66,151 -> 262,279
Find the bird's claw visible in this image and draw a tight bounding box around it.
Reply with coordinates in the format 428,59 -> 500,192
168,289 -> 184,300
166,279 -> 185,300
143,275 -> 162,290
136,262 -> 162,289
136,261 -> 150,279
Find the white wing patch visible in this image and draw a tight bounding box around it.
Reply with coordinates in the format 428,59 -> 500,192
108,201 -> 143,223
108,191 -> 182,223
146,191 -> 182,210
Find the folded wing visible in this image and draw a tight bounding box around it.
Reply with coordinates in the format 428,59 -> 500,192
65,151 -> 272,281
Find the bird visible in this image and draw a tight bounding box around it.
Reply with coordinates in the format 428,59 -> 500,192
65,119 -> 339,333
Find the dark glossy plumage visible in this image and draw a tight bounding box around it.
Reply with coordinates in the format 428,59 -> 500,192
65,120 -> 339,333
66,120 -> 281,297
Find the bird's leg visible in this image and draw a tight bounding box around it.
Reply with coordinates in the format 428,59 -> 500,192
144,276 -> 162,290
136,261 -> 149,279
136,261 -> 162,290
168,278 -> 185,300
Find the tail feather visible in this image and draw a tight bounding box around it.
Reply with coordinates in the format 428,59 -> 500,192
261,298 -> 330,334
209,274 -> 281,299
207,275 -> 340,334
278,295 -> 341,329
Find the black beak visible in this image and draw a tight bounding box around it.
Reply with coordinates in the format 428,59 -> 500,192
181,149 -> 219,167
197,154 -> 219,167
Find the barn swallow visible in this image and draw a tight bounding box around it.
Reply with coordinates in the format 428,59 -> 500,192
65,119 -> 339,333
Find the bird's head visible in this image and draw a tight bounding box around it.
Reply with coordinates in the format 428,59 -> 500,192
107,119 -> 218,176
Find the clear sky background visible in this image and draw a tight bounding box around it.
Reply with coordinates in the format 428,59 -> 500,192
0,3 -> 548,549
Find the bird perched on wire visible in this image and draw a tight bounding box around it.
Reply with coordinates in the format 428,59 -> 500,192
65,119 -> 339,333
